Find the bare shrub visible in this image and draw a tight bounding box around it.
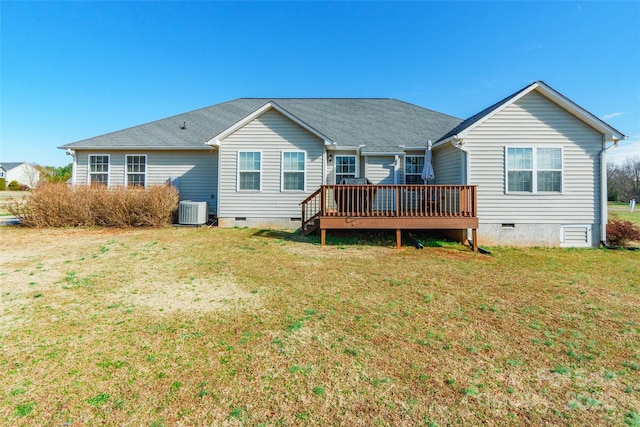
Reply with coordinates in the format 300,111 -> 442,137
9,183 -> 179,228
606,215 -> 640,247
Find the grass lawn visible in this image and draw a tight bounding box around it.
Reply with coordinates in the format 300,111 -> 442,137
609,201 -> 640,225
1,226 -> 639,426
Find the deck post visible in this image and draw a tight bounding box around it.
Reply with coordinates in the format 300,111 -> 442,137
396,229 -> 401,249
321,229 -> 326,246
472,228 -> 478,252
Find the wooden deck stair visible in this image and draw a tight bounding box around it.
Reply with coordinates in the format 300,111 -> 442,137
302,213 -> 321,235
300,184 -> 478,251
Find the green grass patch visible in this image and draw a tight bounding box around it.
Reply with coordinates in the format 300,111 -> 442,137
0,226 -> 638,426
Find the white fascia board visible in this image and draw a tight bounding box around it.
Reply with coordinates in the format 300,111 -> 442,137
447,84 -> 540,141
60,146 -> 216,151
206,101 -> 334,146
433,81 -> 626,149
362,151 -> 406,156
534,81 -> 626,140
432,134 -> 465,149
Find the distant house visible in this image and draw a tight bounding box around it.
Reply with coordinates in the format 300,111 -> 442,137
59,81 -> 626,248
0,162 -> 40,188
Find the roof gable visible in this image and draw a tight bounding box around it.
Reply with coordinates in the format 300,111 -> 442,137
206,101 -> 334,146
435,81 -> 626,145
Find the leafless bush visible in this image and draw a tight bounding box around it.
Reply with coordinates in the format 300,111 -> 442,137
8,183 -> 179,228
606,215 -> 640,247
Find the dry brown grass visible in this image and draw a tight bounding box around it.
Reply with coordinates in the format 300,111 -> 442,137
7,183 -> 178,227
0,227 -> 639,426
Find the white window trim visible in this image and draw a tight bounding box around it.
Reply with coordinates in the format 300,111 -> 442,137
405,155 -> 425,184
88,154 -> 110,186
281,151 -> 306,192
237,150 -> 262,192
334,154 -> 358,184
505,146 -> 564,194
125,154 -> 147,188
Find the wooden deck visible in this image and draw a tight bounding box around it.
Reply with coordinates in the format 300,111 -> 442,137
301,184 -> 478,250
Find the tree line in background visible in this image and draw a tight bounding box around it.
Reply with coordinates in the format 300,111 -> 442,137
608,157 -> 640,202
35,163 -> 73,183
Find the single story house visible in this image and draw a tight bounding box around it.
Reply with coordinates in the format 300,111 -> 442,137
59,81 -> 626,248
0,162 -> 40,188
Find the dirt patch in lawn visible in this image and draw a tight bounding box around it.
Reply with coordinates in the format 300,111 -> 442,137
0,227 -> 259,330
106,278 -> 259,314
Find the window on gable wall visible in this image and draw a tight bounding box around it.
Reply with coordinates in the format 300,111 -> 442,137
126,155 -> 146,187
282,151 -> 305,191
238,151 -> 261,191
506,147 -> 562,193
89,155 -> 109,186
405,156 -> 425,184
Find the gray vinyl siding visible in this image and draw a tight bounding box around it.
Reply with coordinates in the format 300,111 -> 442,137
365,156 -> 396,211
75,150 -> 218,212
365,156 -> 395,184
433,143 -> 465,185
466,91 -> 602,225
218,109 -> 324,218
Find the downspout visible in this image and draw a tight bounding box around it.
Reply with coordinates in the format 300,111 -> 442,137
600,137 -> 620,245
357,144 -> 365,178
394,155 -> 400,184
450,136 -> 469,185
65,149 -> 76,186
450,136 -> 473,244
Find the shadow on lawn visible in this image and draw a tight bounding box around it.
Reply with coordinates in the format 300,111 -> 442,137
252,229 -> 462,249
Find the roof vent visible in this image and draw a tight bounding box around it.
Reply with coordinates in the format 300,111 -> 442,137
180,121 -> 187,130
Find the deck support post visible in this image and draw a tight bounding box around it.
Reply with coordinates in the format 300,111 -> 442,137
472,228 -> 478,252
321,229 -> 326,246
396,229 -> 402,249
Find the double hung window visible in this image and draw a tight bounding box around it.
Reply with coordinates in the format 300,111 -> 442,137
126,155 -> 146,187
238,151 -> 261,190
405,156 -> 425,184
89,155 -> 109,186
506,147 -> 562,193
282,152 -> 305,191
335,155 -> 357,183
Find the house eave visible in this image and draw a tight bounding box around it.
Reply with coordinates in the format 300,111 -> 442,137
57,145 -> 216,151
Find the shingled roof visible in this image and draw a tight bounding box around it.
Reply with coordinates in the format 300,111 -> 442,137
0,162 -> 27,171
59,98 -> 463,153
435,80 -> 626,144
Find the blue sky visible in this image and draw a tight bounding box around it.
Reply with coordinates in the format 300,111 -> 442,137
1,1 -> 638,167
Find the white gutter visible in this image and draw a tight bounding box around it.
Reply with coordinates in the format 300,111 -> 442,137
362,152 -> 406,156
61,146 -> 215,151
600,136 -> 623,245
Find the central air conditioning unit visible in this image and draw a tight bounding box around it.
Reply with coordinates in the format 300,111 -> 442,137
178,201 -> 208,225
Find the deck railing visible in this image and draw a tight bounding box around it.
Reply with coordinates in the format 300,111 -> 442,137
302,185 -> 477,231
